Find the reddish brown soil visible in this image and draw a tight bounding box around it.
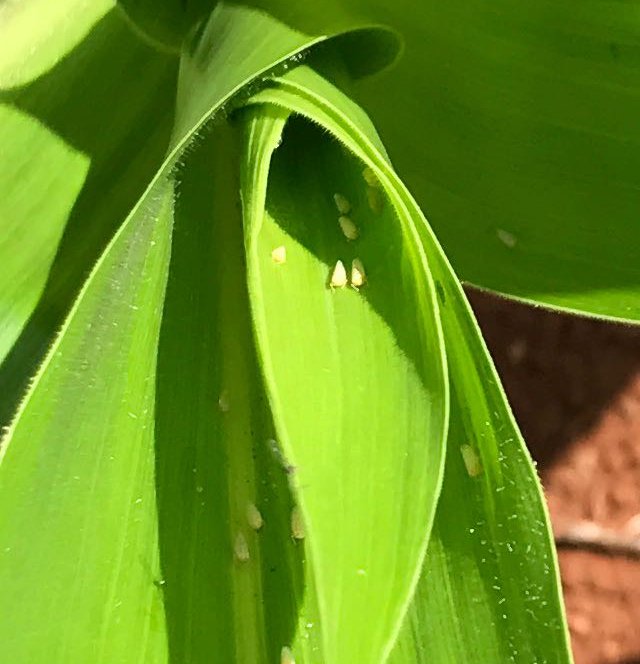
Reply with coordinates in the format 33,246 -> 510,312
469,288 -> 640,664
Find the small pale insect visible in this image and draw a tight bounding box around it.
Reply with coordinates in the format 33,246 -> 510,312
362,166 -> 378,187
330,260 -> 348,289
234,532 -> 250,562
267,438 -> 297,475
496,228 -> 517,249
290,505 -> 305,540
366,186 -> 384,215
460,444 -> 483,477
246,502 -> 263,531
333,192 -> 351,215
281,646 -> 295,664
218,389 -> 230,413
350,258 -> 366,289
338,215 -> 359,241
271,245 -> 287,264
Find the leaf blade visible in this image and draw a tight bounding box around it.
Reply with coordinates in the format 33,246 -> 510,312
0,5 -> 177,421
250,65 -> 572,663
241,92 -> 449,661
0,179 -> 174,663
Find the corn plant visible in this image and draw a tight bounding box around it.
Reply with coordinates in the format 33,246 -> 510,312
3,0 -> 635,662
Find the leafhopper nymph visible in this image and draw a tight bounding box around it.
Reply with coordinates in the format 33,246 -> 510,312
271,245 -> 287,264
281,646 -> 295,664
338,215 -> 359,241
350,258 -> 366,289
496,229 -> 517,249
290,505 -> 305,540
329,260 -> 348,289
246,502 -> 263,531
218,389 -> 230,413
234,532 -> 250,562
362,166 -> 378,187
333,192 -> 351,215
366,186 -> 384,214
460,444 -> 483,477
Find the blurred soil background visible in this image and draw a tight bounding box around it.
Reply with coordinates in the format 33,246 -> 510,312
469,289 -> 640,664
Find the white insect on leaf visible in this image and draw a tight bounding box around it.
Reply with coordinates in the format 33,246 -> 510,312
338,215 -> 359,241
333,192 -> 351,215
460,444 -> 483,477
246,502 -> 263,531
271,245 -> 287,264
350,258 -> 366,289
366,186 -> 384,214
281,646 -> 295,664
362,166 -> 378,187
290,505 -> 305,540
330,260 -> 348,289
496,228 -> 517,249
218,389 -> 230,413
234,532 -> 250,562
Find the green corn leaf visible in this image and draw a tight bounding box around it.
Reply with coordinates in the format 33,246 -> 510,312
0,104 -> 88,365
243,65 -> 572,662
0,3 -> 177,413
0,0 -> 112,89
0,3 -> 396,423
239,0 -> 640,323
0,2 -> 574,662
153,123 -> 305,664
0,179 -> 174,662
240,101 -> 449,661
355,0 -> 640,323
116,0 -> 216,51
0,6 -> 406,661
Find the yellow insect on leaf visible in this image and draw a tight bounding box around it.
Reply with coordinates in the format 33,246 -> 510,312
362,166 -> 378,187
338,215 -> 359,241
281,646 -> 295,664
271,245 -> 287,264
218,389 -> 230,413
460,444 -> 483,477
234,532 -> 250,562
366,186 -> 384,214
496,228 -> 517,249
350,258 -> 366,289
246,502 -> 263,531
330,260 -> 348,289
333,192 -> 351,215
290,505 -> 305,540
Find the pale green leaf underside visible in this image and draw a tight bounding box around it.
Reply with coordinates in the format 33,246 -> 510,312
0,4 -> 177,420
0,104 -> 88,365
0,0 -> 113,89
246,66 -> 572,663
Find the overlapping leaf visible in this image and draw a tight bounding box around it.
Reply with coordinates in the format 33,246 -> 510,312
0,2 -> 177,419
243,66 -> 572,662
0,179 -> 174,662
0,2 -> 577,663
241,103 -> 448,661
0,6 -> 414,662
239,0 -> 640,323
